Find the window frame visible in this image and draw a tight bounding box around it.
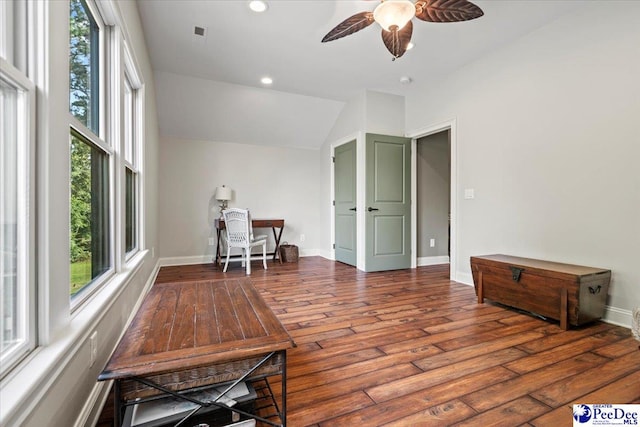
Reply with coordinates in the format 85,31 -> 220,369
124,166 -> 137,255
69,0 -> 101,134
0,56 -> 37,378
122,43 -> 143,261
68,127 -> 112,299
0,0 -> 14,62
68,0 -> 116,310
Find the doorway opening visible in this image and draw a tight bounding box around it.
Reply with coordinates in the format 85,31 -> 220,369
410,120 -> 456,279
416,130 -> 451,268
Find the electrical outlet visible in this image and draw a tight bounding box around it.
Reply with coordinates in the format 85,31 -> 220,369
464,188 -> 475,199
430,238 -> 436,248
151,247 -> 155,257
300,234 -> 305,243
208,237 -> 215,246
89,331 -> 98,367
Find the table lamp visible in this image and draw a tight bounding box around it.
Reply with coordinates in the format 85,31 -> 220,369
214,185 -> 232,216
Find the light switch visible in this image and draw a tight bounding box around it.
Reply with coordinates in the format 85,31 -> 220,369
464,189 -> 475,199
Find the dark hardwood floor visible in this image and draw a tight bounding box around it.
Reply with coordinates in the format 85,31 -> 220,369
97,257 -> 640,426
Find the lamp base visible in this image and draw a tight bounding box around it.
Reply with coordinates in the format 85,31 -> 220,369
219,201 -> 229,218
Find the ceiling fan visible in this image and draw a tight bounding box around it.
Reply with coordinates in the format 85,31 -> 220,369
321,0 -> 484,60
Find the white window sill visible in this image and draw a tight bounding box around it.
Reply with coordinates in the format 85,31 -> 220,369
0,249 -> 150,426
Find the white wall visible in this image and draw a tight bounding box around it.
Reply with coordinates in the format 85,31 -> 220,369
154,70 -> 344,150
406,2 -> 640,322
324,91 -> 366,145
365,90 -> 405,137
158,137 -> 322,262
319,90 -> 407,264
322,89 -> 405,143
0,1 -> 160,426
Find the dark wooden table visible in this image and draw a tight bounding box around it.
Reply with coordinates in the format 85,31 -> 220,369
98,279 -> 295,426
215,218 -> 285,268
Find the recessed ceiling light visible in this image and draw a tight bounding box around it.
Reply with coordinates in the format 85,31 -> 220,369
249,1 -> 268,13
406,42 -> 415,50
261,76 -> 273,85
400,76 -> 412,85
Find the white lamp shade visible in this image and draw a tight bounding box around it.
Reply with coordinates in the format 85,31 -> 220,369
373,0 -> 416,31
214,186 -> 232,201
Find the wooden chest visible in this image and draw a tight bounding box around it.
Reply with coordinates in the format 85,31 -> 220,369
470,254 -> 611,330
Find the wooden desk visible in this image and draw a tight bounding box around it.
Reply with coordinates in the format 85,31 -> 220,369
98,279 -> 295,426
215,218 -> 285,268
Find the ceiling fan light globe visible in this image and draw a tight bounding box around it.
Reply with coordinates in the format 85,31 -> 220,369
373,0 -> 416,31
248,0 -> 268,13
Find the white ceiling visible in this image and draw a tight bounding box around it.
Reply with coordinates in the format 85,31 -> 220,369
137,0 -> 587,102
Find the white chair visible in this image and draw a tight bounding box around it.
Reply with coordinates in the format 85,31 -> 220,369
222,208 -> 267,275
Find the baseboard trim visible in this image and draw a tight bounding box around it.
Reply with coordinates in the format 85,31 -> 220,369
417,256 -> 450,267
159,250 -> 325,267
159,255 -> 213,266
455,271 -> 474,286
145,258 -> 161,292
602,306 -> 632,328
75,380 -> 109,427
314,249 -> 334,261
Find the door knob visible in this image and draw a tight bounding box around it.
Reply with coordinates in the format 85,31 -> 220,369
349,207 -> 357,211
367,207 -> 379,212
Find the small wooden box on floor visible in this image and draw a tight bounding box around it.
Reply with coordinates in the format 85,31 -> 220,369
470,254 -> 611,330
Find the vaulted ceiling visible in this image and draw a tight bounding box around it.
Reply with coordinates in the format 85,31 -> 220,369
136,0 -> 588,148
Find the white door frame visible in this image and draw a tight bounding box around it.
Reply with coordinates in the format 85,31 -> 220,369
407,119 -> 457,279
330,132 -> 365,270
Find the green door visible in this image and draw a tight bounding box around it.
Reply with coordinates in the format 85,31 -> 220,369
365,134 -> 411,271
334,140 -> 357,266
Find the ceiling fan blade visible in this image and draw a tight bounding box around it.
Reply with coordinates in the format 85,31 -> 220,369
322,11 -> 375,43
381,20 -> 413,60
415,0 -> 484,23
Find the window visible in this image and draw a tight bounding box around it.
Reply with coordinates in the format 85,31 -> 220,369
123,78 -> 134,164
1,1 -> 14,63
125,167 -> 136,253
123,77 -> 136,254
0,59 -> 36,375
69,0 -> 99,132
69,131 -> 110,297
69,0 -> 111,300
123,57 -> 142,257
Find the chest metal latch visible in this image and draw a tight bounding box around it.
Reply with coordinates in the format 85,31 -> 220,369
509,266 -> 524,282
